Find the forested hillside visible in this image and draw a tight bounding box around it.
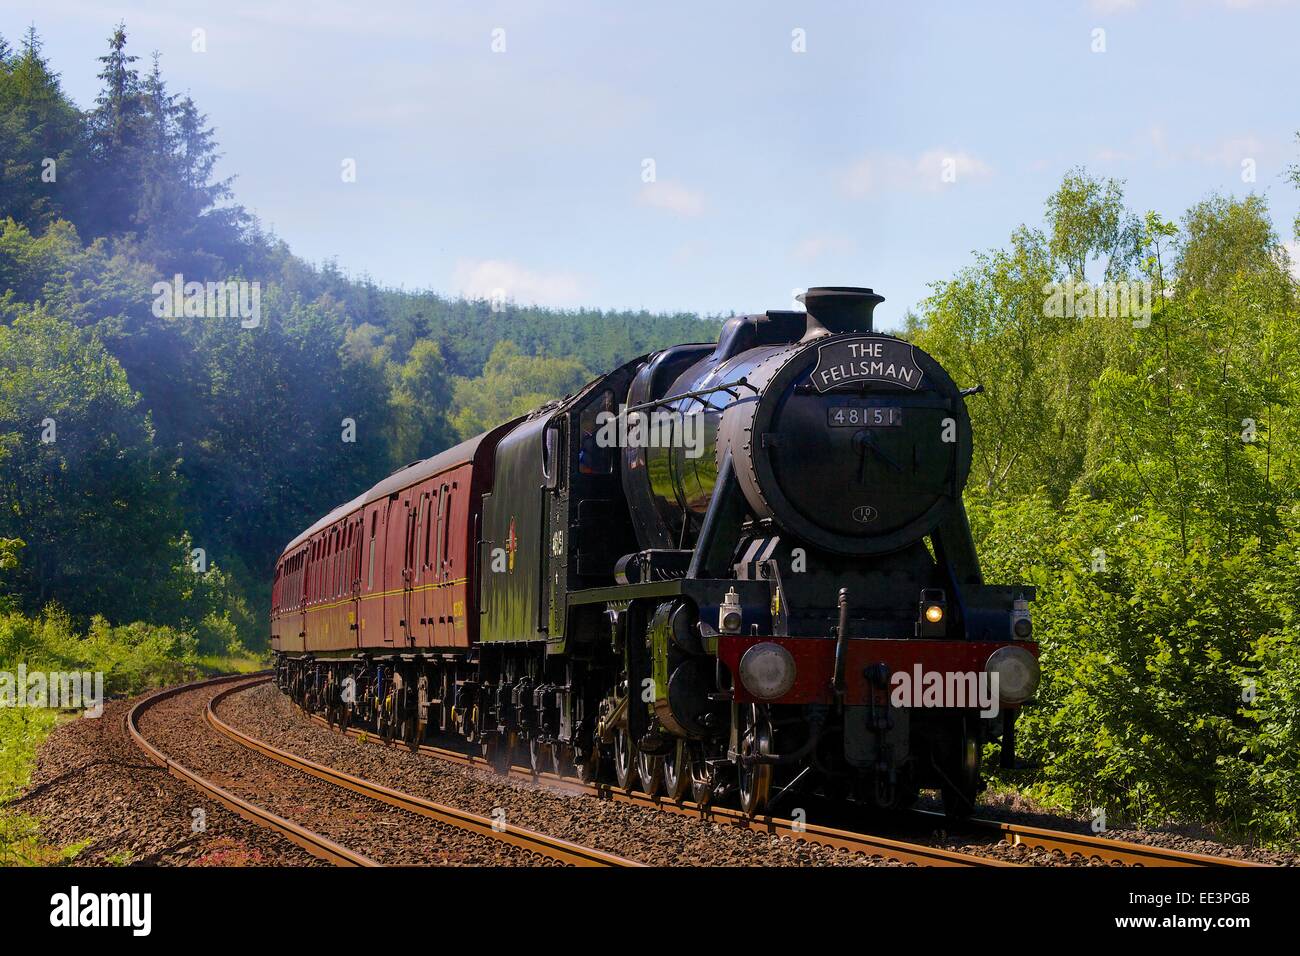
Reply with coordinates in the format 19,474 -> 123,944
0,26 -> 718,656
1,23 -> 1298,846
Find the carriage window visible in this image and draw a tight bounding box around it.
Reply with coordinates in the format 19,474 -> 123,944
344,524 -> 353,593
354,520 -> 363,587
368,511 -> 377,590
405,499 -> 418,572
338,530 -> 348,598
415,494 -> 427,569
579,390 -> 615,476
434,484 -> 449,573
338,527 -> 347,596
441,487 -> 453,570
423,492 -> 435,568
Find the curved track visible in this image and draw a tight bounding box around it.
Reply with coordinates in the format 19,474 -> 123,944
131,674 -> 640,867
206,682 -> 639,867
128,674 -> 375,866
273,678 -> 1266,868
915,811 -> 1264,867
275,680 -> 1009,866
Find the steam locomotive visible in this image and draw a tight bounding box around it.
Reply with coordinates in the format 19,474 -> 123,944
271,287 -> 1039,818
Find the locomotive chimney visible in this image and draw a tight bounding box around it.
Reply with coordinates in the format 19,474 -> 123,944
798,286 -> 885,340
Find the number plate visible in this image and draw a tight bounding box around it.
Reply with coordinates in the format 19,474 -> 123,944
827,406 -> 902,427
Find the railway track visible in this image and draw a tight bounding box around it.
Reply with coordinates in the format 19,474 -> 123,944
130,674 -> 640,868
262,677 -> 1268,869
270,681 -> 1005,866
913,811 -> 1265,868
128,674 -> 374,866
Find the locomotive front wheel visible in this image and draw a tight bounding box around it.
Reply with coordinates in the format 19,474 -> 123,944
737,705 -> 773,817
689,744 -> 717,807
613,727 -> 638,793
662,738 -> 691,803
637,749 -> 664,797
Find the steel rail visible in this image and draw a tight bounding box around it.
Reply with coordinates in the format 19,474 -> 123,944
279,687 -> 1010,867
252,679 -> 1274,869
910,811 -> 1267,868
127,674 -> 378,867
208,682 -> 641,868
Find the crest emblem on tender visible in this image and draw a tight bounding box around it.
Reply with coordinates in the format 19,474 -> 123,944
506,517 -> 518,572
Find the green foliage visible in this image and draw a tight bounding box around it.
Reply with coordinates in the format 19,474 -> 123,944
0,29 -> 83,232
0,311 -> 184,620
972,495 -> 1300,841
918,166 -> 1300,844
0,607 -> 200,697
389,338 -> 455,465
0,606 -> 206,864
451,341 -> 592,439
1044,168 -> 1141,281
0,701 -> 58,865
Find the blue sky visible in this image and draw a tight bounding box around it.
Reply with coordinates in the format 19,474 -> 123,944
4,0 -> 1298,329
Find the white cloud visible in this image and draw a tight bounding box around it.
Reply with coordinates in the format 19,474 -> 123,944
452,259 -> 584,308
1092,146 -> 1134,164
1191,135 -> 1268,168
637,180 -> 705,217
1091,127 -> 1275,173
841,149 -> 994,198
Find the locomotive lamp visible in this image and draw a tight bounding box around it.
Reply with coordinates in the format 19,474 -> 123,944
739,642 -> 797,700
1011,597 -> 1033,638
916,588 -> 946,637
719,587 -> 743,634
985,645 -> 1040,705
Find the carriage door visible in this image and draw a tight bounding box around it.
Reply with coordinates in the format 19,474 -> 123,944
383,493 -> 407,645
412,489 -> 432,647
296,546 -> 309,651
359,501 -> 387,644
349,517 -> 363,647
541,418 -> 568,638
433,482 -> 452,645
401,496 -> 421,646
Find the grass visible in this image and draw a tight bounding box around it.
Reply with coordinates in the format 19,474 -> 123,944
0,705 -> 71,865
0,615 -> 270,866
197,650 -> 271,675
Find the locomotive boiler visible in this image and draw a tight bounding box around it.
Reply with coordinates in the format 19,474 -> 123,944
271,286 -> 1039,818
